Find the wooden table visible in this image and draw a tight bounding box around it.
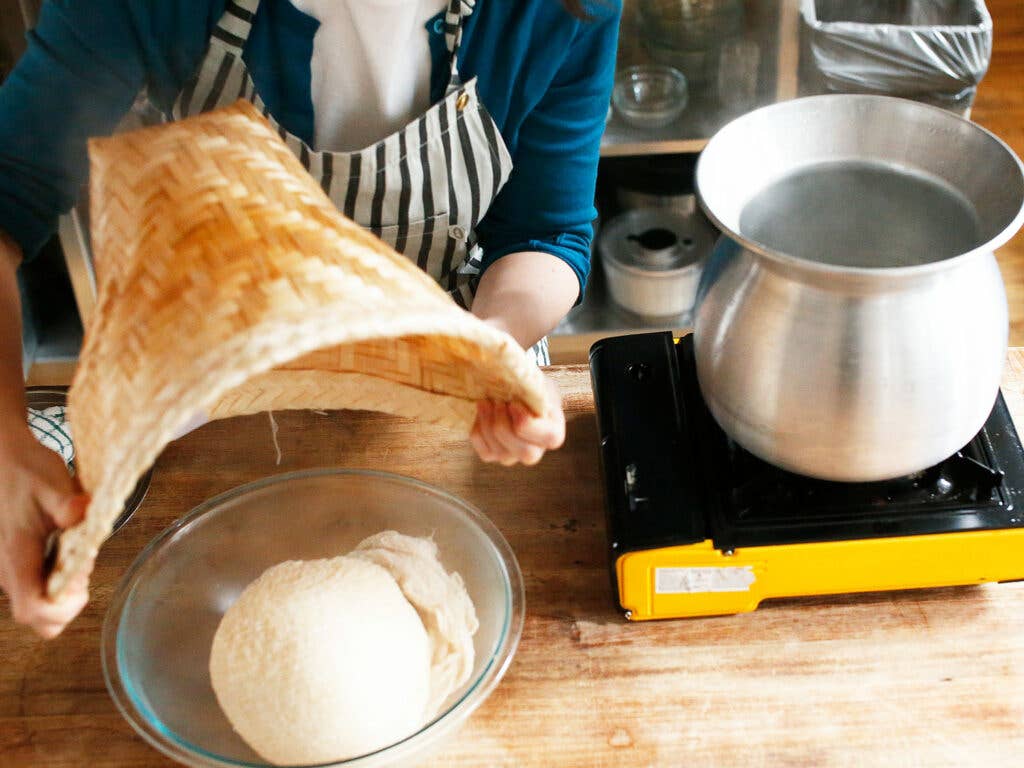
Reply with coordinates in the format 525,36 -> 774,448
4,356 -> 1024,768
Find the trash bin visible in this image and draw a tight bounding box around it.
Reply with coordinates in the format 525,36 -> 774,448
799,0 -> 993,116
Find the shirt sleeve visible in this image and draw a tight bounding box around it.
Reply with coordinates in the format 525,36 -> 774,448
474,1 -> 620,301
0,0 -> 220,260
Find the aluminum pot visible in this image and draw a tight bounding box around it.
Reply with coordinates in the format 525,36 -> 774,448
694,95 -> 1024,481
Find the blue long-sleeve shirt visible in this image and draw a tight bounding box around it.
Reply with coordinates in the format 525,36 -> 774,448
0,0 -> 620,293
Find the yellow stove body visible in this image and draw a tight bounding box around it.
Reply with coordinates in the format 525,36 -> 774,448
617,528 -> 1024,621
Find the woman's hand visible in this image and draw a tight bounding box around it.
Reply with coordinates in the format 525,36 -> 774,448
470,375 -> 565,466
0,233 -> 91,637
0,427 -> 91,638
467,251 -> 578,467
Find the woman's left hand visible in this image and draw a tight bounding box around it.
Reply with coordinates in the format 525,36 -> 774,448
470,376 -> 565,466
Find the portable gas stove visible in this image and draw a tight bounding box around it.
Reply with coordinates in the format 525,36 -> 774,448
591,332 -> 1024,620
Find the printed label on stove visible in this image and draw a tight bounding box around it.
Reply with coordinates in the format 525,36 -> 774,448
654,566 -> 756,594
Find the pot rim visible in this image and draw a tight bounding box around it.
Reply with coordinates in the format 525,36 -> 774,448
695,94 -> 1024,280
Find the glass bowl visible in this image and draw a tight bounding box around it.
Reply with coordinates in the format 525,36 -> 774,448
102,469 -> 525,768
612,65 -> 689,128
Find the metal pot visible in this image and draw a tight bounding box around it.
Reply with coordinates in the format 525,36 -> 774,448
694,95 -> 1024,481
599,208 -> 715,320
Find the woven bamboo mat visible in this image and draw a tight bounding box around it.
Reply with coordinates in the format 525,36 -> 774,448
47,101 -> 548,597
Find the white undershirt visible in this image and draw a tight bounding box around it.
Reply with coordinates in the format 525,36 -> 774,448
288,0 -> 446,152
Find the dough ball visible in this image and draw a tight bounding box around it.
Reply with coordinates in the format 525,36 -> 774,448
209,556 -> 431,765
351,531 -> 479,714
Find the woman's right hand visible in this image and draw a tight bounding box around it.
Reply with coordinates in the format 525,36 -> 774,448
0,425 -> 90,638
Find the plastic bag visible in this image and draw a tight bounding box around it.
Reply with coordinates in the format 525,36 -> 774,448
800,0 -> 993,115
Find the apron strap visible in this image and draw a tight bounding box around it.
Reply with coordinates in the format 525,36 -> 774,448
212,0 -> 260,52
443,0 -> 476,92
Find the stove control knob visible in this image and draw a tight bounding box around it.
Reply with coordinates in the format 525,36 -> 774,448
626,362 -> 650,382
624,462 -> 649,512
625,463 -> 639,490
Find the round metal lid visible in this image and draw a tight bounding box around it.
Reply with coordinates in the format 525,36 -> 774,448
598,207 -> 718,274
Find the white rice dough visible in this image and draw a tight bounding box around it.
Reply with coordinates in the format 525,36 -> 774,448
351,531 -> 480,714
209,532 -> 478,765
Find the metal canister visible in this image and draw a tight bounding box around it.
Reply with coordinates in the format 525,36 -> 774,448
598,208 -> 716,319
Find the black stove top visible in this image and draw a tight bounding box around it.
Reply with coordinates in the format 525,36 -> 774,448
590,332 -> 1024,556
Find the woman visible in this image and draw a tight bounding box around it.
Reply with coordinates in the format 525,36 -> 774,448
0,0 -> 620,637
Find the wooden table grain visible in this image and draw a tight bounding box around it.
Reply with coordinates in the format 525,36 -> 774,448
3,359 -> 1024,768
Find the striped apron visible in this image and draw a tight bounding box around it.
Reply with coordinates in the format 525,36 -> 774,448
171,0 -> 550,365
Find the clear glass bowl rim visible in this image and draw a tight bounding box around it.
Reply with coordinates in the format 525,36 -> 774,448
615,65 -> 688,106
613,65 -> 689,125
101,468 -> 527,768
